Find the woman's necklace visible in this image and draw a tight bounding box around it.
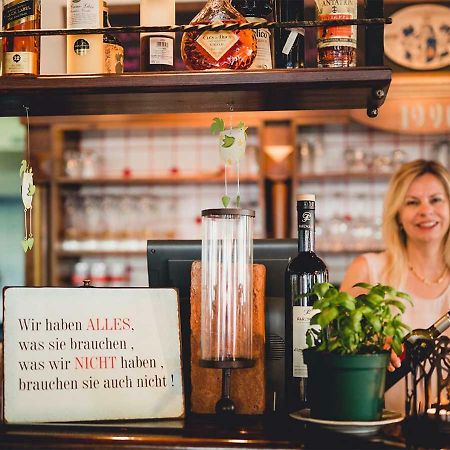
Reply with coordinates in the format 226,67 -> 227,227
409,263 -> 449,286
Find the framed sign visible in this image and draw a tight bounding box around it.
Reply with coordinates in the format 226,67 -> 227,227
3,287 -> 184,423
385,4 -> 450,70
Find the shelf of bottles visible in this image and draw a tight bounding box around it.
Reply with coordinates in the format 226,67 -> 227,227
56,125 -> 264,287
294,122 -> 450,284
0,0 -> 391,117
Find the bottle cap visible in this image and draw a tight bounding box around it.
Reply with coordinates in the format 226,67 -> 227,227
297,194 -> 315,202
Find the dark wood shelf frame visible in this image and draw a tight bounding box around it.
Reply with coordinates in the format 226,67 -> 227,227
56,174 -> 259,186
0,68 -> 391,117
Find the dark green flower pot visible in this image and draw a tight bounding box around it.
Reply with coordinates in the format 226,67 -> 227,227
304,348 -> 389,421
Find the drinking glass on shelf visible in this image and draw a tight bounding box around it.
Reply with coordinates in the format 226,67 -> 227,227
344,147 -> 368,173
80,148 -> 101,178
64,151 -> 81,178
391,149 -> 407,170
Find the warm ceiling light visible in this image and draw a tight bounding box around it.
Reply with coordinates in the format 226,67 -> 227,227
264,145 -> 293,163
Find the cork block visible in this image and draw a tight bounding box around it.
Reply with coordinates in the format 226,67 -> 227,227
190,261 -> 266,414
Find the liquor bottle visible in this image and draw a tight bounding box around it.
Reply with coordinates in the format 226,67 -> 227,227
285,194 -> 328,413
181,0 -> 257,71
273,0 -> 303,69
2,0 -> 41,76
103,1 -> 124,74
67,0 -> 103,74
315,0 -> 357,68
140,0 -> 175,72
232,0 -> 273,70
385,310 -> 450,391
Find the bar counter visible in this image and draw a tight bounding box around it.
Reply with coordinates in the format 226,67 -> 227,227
0,414 -> 411,450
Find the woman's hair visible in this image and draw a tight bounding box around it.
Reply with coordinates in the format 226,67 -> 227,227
382,159 -> 450,287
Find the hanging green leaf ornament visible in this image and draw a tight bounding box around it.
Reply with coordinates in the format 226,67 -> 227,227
210,115 -> 247,208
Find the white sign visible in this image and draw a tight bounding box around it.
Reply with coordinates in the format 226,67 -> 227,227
3,287 -> 184,423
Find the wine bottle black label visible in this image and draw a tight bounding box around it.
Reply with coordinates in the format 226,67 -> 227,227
3,0 -> 35,29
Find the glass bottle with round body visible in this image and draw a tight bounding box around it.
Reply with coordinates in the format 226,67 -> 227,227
181,0 -> 257,70
285,194 -> 328,413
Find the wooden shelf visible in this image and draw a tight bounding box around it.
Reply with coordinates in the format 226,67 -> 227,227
297,171 -> 392,182
57,250 -> 147,257
56,174 -> 259,186
0,68 -> 391,117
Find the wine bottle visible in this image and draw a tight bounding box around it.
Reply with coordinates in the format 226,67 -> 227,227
385,310 -> 450,391
181,0 -> 257,71
67,0 -> 103,74
232,0 -> 274,70
315,0 -> 357,68
285,194 -> 328,413
140,0 -> 175,72
2,0 -> 41,76
273,0 -> 304,69
103,1 -> 124,74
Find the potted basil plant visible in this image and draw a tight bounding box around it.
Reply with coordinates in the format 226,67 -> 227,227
304,282 -> 412,421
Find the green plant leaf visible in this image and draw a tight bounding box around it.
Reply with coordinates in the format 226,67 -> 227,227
317,307 -> 338,328
222,195 -> 230,208
19,160 -> 27,177
324,287 -> 339,300
314,282 -> 333,298
210,117 -> 225,135
21,238 -> 29,253
28,184 -> 36,196
396,291 -> 413,304
336,292 -> 356,310
391,337 -> 403,355
366,314 -> 381,332
385,299 -> 406,313
221,135 -> 235,148
27,236 -> 34,250
236,195 -> 241,207
353,282 -> 371,289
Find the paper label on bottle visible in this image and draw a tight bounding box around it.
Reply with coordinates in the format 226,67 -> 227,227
293,306 -> 319,378
3,0 -> 35,28
4,51 -> 37,74
68,0 -> 102,29
104,43 -> 124,74
149,36 -> 174,66
315,0 -> 357,49
67,34 -> 104,74
246,17 -> 272,70
196,30 -> 239,62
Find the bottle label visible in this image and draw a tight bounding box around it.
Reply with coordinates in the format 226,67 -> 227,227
196,29 -> 239,62
4,51 -> 37,74
68,0 -> 102,28
149,36 -> 174,66
315,0 -> 357,49
246,17 -> 272,69
104,43 -> 124,74
3,0 -> 35,29
293,306 -> 319,377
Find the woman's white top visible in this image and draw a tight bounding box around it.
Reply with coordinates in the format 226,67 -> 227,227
362,252 -> 450,414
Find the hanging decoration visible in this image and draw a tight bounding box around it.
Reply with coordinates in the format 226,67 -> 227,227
20,106 -> 36,253
210,105 -> 247,208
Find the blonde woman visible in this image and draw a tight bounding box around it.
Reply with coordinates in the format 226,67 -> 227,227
340,159 -> 450,413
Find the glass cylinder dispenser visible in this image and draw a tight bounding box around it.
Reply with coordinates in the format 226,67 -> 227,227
200,208 -> 255,367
